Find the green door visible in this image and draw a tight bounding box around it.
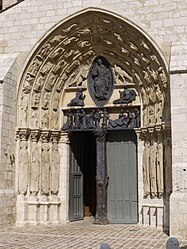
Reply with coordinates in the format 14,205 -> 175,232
107,130 -> 138,223
69,133 -> 84,221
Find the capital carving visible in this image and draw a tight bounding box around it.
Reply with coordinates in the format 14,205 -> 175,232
30,129 -> 41,142
18,128 -> 30,141
51,131 -> 61,143
94,128 -> 107,142
41,130 -> 51,143
59,131 -> 70,144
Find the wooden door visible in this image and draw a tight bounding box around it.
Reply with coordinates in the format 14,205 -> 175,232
69,133 -> 84,221
107,130 -> 138,223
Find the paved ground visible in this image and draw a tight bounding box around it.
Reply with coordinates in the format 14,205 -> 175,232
0,219 -> 187,249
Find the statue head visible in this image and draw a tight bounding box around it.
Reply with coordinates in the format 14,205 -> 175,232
97,58 -> 103,65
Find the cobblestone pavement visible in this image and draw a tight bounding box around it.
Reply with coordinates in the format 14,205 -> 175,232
0,219 -> 187,249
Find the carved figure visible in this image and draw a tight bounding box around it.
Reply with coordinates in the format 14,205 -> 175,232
150,137 -> 157,198
80,109 -> 87,129
94,109 -> 101,128
135,108 -> 140,128
67,89 -> 85,107
42,92 -> 50,110
41,110 -> 49,128
29,59 -> 41,76
102,109 -> 109,129
156,133 -> 164,197
108,110 -> 131,129
31,92 -> 40,108
22,73 -> 34,94
113,86 -> 136,104
88,56 -> 114,106
30,143 -> 40,195
50,110 -> 59,129
53,92 -> 59,111
20,94 -> 28,127
50,143 -> 60,195
62,110 -> 73,130
114,64 -> 133,84
45,73 -> 56,92
41,143 -> 50,195
142,138 -> 150,198
88,110 -> 95,129
31,110 -> 39,127
92,58 -> 111,101
19,141 -> 29,195
34,76 -> 45,92
74,110 -> 81,129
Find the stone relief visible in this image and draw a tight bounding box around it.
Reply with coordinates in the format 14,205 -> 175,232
50,110 -> 59,130
30,141 -> 40,195
62,108 -> 140,131
22,73 -> 34,94
113,86 -> 136,104
41,109 -> 49,128
141,127 -> 164,198
31,109 -> 39,128
28,58 -> 42,76
113,64 -> 133,84
67,88 -> 85,107
34,76 -> 45,93
42,91 -> 50,110
18,11 -> 169,131
41,142 -> 50,195
20,94 -> 29,127
88,56 -> 114,106
31,92 -> 40,109
50,143 -> 60,195
45,73 -> 57,92
18,140 -> 29,195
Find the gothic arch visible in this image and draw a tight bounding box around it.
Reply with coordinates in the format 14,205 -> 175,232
16,8 -> 171,225
17,7 -> 169,130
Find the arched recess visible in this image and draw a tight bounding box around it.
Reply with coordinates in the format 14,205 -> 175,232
16,8 -> 171,226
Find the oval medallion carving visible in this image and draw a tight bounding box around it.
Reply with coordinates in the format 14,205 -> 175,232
88,56 -> 114,106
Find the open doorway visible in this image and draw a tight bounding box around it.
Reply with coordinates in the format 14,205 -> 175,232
69,132 -> 96,221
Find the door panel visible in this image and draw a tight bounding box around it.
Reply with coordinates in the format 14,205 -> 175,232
107,130 -> 138,224
69,133 -> 84,221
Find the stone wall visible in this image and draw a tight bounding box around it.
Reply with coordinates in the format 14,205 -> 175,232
170,42 -> 187,239
0,53 -> 18,227
0,0 -> 186,59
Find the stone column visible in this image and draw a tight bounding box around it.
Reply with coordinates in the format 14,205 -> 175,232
58,131 -> 70,223
94,128 -> 109,225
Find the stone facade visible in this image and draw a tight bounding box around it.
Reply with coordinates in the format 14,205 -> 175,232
0,0 -> 186,240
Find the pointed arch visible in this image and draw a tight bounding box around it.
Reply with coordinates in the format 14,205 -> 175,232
17,7 -> 170,130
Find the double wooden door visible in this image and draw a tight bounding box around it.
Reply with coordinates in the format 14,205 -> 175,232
69,130 -> 138,223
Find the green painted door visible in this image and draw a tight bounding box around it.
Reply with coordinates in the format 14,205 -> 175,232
107,130 -> 138,223
69,133 -> 84,221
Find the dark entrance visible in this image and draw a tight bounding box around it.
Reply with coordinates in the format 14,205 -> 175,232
69,132 -> 96,221
69,129 -> 138,224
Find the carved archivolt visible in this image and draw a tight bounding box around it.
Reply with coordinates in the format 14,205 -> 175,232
17,9 -> 169,130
